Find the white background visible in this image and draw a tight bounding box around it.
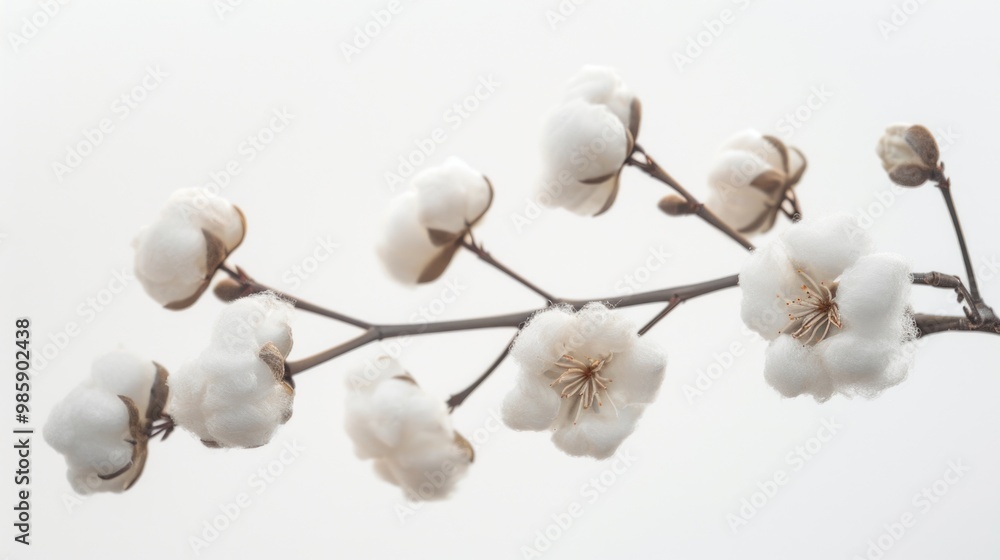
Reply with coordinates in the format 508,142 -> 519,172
2,1 -> 1000,559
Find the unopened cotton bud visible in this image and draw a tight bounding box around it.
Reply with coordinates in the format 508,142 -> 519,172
213,278 -> 247,302
877,124 -> 941,187
658,195 -> 697,216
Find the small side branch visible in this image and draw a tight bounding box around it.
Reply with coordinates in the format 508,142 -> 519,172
447,333 -> 517,411
459,238 -> 558,303
914,312 -> 1000,337
628,145 -> 755,252
912,271 -> 982,324
219,264 -> 372,329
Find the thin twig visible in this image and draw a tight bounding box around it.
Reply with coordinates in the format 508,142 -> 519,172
931,169 -> 981,302
446,333 -> 518,411
459,238 -> 558,302
627,145 -> 755,251
285,274 -> 741,375
912,271 -> 982,324
219,264 -> 372,329
637,296 -> 681,336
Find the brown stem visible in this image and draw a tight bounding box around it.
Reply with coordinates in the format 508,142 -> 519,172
914,312 -> 1000,337
446,333 -> 517,411
285,274 -> 741,375
931,169 -> 981,302
459,238 -> 558,302
912,271 -> 982,324
628,145 -> 755,252
219,264 -> 372,329
637,296 -> 681,336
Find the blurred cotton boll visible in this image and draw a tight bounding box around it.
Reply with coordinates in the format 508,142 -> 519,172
344,355 -> 473,501
133,187 -> 246,309
168,293 -> 295,448
876,123 -> 941,186
739,213 -> 915,401
502,303 -> 666,459
377,156 -> 493,284
539,66 -> 640,216
705,129 -> 807,234
44,350 -> 168,494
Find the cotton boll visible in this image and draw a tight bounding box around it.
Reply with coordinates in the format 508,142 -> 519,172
169,293 -> 295,448
543,99 -> 628,183
344,356 -> 472,500
763,336 -> 833,402
706,149 -> 777,231
133,188 -> 245,308
414,157 -> 492,234
836,253 -> 913,336
377,159 -> 491,285
781,213 -> 872,281
44,350 -> 162,494
503,303 -> 666,458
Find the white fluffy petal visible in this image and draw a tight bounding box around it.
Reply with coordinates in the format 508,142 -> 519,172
762,336 -> 833,402
820,333 -> 910,398
551,405 -> 643,459
740,242 -> 800,340
781,213 -> 872,281
836,253 -> 912,337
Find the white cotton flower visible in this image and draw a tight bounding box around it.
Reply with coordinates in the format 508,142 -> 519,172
44,350 -> 167,494
344,356 -> 473,501
133,188 -> 246,309
739,213 -> 915,401
705,129 -> 807,235
169,293 -> 295,448
539,66 -> 641,217
876,124 -> 940,187
501,303 -> 666,459
377,157 -> 493,284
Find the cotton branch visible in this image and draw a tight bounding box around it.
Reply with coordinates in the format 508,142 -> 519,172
285,274 -> 741,376
627,144 -> 756,251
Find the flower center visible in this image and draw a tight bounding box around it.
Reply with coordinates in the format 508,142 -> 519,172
782,269 -> 842,345
550,353 -> 616,425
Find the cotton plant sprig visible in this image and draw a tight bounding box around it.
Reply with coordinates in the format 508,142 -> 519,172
46,66 -> 999,500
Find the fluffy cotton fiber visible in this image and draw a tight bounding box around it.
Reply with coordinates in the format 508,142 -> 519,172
740,213 -> 915,401
377,157 -> 492,284
502,303 -> 666,459
44,350 -> 157,494
133,188 -> 245,308
344,355 -> 472,500
169,293 -> 295,448
538,66 -> 639,217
